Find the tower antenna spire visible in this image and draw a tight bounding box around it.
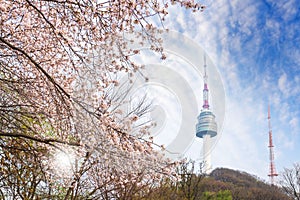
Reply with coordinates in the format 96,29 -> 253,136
203,54 -> 209,109
268,105 -> 278,185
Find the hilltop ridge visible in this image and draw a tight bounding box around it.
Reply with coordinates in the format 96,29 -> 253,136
205,168 -> 291,200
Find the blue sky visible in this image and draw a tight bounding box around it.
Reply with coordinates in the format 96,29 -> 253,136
160,0 -> 300,182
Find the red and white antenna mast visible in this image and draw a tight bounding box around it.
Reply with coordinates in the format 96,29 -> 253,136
268,105 -> 278,185
202,55 -> 209,110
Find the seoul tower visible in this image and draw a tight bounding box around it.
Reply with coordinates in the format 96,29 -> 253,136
196,55 -> 217,174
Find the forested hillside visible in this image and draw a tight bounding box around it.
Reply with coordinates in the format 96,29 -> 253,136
208,168 -> 291,200
144,166 -> 291,200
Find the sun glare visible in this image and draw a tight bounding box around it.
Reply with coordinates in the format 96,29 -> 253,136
54,151 -> 75,172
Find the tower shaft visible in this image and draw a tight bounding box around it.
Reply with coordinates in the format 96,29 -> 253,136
203,134 -> 212,173
268,105 -> 278,185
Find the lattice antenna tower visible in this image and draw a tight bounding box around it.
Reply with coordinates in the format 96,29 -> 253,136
268,105 -> 278,185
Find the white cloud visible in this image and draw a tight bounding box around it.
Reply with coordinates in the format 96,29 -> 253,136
276,129 -> 294,149
278,73 -> 289,96
271,0 -> 298,22
266,19 -> 281,41
289,117 -> 298,129
276,72 -> 300,103
291,75 -> 300,95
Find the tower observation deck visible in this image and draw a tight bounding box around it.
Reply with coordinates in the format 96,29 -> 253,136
196,111 -> 217,138
196,55 -> 218,174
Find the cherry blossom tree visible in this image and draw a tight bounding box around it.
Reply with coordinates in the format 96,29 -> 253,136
0,0 -> 204,198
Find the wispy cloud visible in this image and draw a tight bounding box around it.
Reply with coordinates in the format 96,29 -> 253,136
278,73 -> 289,97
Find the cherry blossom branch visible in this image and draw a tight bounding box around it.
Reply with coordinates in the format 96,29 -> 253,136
0,132 -> 80,147
25,0 -> 85,64
0,36 -> 70,99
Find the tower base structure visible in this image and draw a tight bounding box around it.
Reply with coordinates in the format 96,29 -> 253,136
202,134 -> 212,174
